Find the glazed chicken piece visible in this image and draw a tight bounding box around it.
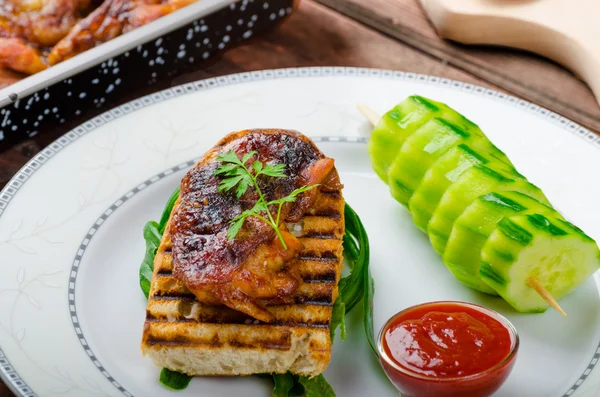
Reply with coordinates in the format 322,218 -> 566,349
0,0 -> 91,76
48,0 -> 196,65
0,67 -> 24,88
1,0 -> 93,46
168,129 -> 343,322
0,37 -> 46,75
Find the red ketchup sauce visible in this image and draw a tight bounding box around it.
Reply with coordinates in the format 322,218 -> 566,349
378,302 -> 519,397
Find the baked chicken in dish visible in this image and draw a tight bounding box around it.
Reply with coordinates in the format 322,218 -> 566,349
0,0 -> 197,87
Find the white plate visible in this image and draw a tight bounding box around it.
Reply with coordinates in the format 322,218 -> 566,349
1,67 -> 600,397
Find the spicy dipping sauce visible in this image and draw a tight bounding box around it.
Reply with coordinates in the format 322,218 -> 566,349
377,301 -> 519,397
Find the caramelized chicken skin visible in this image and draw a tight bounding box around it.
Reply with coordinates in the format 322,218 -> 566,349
169,129 -> 342,322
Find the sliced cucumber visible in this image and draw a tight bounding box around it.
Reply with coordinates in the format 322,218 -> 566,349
443,192 -> 560,294
427,165 -> 550,255
368,96 -> 443,183
387,116 -> 512,206
408,144 -> 521,232
480,214 -> 600,312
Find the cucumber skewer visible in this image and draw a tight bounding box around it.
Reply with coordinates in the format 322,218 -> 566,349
358,103 -> 568,316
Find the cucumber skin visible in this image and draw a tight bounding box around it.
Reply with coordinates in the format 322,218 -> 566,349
480,215 -> 600,312
427,165 -> 550,255
387,117 -> 515,207
443,192 -> 559,295
368,96 -> 442,183
408,145 -> 520,232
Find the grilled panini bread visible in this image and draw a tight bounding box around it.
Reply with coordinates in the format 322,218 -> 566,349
141,129 -> 345,377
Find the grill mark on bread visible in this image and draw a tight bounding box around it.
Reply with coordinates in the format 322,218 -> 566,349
146,315 -> 331,329
301,251 -> 338,260
298,255 -> 338,262
155,270 -> 337,283
311,210 -> 340,219
150,287 -> 334,306
302,233 -> 338,239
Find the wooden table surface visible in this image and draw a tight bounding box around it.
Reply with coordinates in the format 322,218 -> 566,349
0,0 -> 598,395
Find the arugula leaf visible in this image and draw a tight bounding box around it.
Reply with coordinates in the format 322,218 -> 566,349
343,203 -> 376,354
339,205 -> 368,314
140,187 -> 182,298
298,375 -> 336,397
159,368 -> 193,390
364,274 -> 376,354
272,373 -> 294,397
139,221 -> 162,299
158,187 -> 181,233
341,233 -> 359,270
330,298 -> 346,341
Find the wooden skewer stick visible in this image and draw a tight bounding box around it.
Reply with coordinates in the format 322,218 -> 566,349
357,102 -> 567,317
357,103 -> 380,127
526,278 -> 567,317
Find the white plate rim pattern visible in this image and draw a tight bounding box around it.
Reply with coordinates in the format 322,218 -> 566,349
0,66 -> 599,397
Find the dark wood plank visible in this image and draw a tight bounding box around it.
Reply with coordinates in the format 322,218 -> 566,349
315,0 -> 600,134
174,1 -> 502,84
0,0 -> 502,191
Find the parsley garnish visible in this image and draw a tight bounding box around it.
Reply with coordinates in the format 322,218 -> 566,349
214,150 -> 318,249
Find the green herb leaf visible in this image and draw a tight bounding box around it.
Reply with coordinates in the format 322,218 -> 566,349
216,150 -> 243,165
268,184 -> 319,206
259,163 -> 286,178
227,216 -> 246,240
298,374 -> 336,397
159,368 -> 193,390
272,373 -> 294,397
252,160 -> 263,174
215,163 -> 238,176
242,150 -> 258,165
218,175 -> 244,193
234,178 -> 249,199
330,298 -> 346,341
